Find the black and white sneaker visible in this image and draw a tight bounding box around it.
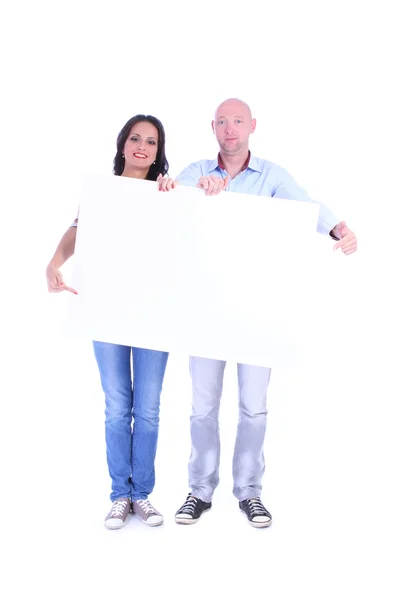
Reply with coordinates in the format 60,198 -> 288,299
239,497 -> 272,528
175,494 -> 212,524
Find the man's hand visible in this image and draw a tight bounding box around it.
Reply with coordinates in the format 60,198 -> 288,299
157,174 -> 177,191
196,175 -> 230,196
46,264 -> 78,294
332,221 -> 358,255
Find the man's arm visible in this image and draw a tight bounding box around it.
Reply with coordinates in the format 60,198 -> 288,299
175,163 -> 204,187
176,162 -> 229,195
271,166 -> 339,237
271,166 -> 357,254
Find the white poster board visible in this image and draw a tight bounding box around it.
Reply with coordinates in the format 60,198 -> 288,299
67,173 -> 320,367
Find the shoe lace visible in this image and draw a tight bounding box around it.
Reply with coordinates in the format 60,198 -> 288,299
247,497 -> 267,516
110,499 -> 129,517
180,496 -> 198,515
136,499 -> 156,515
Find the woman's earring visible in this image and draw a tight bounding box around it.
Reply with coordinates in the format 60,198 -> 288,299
122,153 -> 125,158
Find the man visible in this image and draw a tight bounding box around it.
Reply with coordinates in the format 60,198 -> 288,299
163,98 -> 357,528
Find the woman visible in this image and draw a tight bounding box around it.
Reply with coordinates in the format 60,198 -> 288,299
46,115 -> 175,529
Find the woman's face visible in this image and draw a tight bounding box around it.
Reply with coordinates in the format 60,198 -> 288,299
123,121 -> 159,172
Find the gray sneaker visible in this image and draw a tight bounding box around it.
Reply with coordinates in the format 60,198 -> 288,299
104,498 -> 131,529
132,499 -> 164,526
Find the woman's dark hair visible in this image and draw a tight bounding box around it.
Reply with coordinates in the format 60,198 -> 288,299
113,114 -> 169,180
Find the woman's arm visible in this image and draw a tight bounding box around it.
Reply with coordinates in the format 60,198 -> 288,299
46,226 -> 78,294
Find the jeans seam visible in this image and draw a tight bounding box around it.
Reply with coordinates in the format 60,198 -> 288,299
131,355 -> 137,496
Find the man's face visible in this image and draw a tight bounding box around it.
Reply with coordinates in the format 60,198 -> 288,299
212,100 -> 256,154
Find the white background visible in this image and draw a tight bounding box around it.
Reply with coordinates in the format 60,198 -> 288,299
1,0 -> 399,598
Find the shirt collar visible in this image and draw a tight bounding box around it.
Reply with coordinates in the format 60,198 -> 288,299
206,151 -> 262,174
218,151 -> 251,171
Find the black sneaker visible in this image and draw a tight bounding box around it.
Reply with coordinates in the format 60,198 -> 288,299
175,494 -> 212,524
239,497 -> 272,528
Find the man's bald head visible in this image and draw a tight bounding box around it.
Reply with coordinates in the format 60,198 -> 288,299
212,98 -> 256,155
214,98 -> 253,121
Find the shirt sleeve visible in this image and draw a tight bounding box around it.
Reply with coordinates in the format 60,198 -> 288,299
271,166 -> 339,237
175,163 -> 203,188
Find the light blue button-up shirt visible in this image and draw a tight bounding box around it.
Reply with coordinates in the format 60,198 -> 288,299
176,154 -> 338,236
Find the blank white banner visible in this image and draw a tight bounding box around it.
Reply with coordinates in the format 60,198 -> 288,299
66,173 -> 320,367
